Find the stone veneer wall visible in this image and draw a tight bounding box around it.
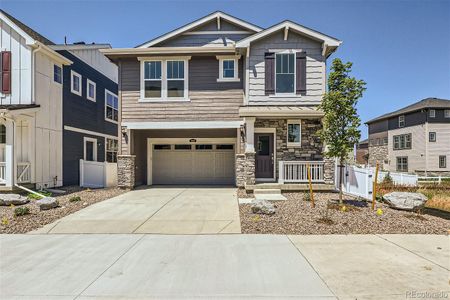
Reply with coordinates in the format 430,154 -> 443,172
254,119 -> 324,178
117,155 -> 135,189
368,145 -> 388,167
235,152 -> 256,187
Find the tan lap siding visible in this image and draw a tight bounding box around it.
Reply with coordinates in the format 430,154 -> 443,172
119,57 -> 244,123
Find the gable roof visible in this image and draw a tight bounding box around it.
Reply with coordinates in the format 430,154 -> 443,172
136,11 -> 262,48
366,98 -> 450,124
235,20 -> 342,50
0,9 -> 54,45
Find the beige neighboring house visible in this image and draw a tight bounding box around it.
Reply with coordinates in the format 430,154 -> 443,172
103,11 -> 342,190
366,98 -> 450,176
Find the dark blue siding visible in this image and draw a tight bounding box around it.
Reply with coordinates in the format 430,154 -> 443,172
57,50 -> 118,186
63,130 -> 106,186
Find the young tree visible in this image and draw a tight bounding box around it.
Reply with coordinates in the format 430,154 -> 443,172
319,58 -> 366,204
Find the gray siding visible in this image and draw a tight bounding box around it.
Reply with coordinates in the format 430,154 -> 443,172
248,31 -> 325,105
120,56 -> 244,123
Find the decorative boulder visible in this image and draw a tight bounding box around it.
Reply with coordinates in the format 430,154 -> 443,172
383,192 -> 427,211
36,197 -> 59,210
251,199 -> 276,215
0,194 -> 29,206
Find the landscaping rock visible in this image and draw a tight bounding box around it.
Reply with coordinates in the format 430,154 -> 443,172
383,192 -> 427,211
0,194 -> 29,206
251,199 -> 276,215
36,197 -> 59,210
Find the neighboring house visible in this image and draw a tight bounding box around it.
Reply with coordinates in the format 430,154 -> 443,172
103,11 -> 341,189
0,10 -> 118,190
366,98 -> 450,175
355,139 -> 369,165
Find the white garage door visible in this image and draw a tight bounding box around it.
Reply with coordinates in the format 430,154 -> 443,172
152,143 -> 235,185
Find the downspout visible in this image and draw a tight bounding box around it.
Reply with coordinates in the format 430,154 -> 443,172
424,111 -> 428,177
1,113 -> 15,189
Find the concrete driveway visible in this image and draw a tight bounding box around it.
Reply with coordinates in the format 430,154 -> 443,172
32,187 -> 241,234
1,234 -> 448,299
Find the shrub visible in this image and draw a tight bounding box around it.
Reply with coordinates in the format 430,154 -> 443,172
69,196 -> 81,202
303,192 -> 311,201
14,206 -> 30,216
27,191 -> 52,200
382,172 -> 393,184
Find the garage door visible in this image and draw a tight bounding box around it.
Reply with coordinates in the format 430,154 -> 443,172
152,143 -> 235,185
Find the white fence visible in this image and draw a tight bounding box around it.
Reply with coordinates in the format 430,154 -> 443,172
377,170 -> 418,186
278,161 -> 324,183
79,159 -> 117,188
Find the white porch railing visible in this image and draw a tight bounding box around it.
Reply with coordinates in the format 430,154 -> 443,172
17,162 -> 31,183
278,161 -> 325,183
0,162 -> 6,184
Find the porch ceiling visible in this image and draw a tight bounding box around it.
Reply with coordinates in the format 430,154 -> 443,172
239,106 -> 324,118
122,120 -> 244,130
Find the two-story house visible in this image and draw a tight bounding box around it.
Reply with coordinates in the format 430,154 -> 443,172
103,11 -> 341,189
366,98 -> 450,175
0,10 -> 118,190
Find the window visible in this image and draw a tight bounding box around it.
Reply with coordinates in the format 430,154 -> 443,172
439,156 -> 446,168
141,59 -> 189,101
393,134 -> 412,150
106,138 -> 118,163
0,124 -> 5,143
105,90 -> 118,123
275,53 -> 295,94
83,137 -> 97,161
396,157 -> 408,172
217,56 -> 239,82
398,115 -> 405,127
445,110 -> 450,118
429,109 -> 435,118
429,132 -> 436,142
86,79 -> 96,102
195,144 -> 213,150
167,60 -> 185,98
154,144 -> 171,150
144,61 -> 162,98
216,144 -> 234,150
383,137 -> 388,145
54,65 -> 62,84
174,144 -> 191,150
71,70 -> 82,96
287,120 -> 301,147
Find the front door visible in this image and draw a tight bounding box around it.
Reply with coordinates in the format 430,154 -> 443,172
255,133 -> 274,179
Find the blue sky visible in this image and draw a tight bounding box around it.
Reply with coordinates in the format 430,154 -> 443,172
3,0 -> 449,139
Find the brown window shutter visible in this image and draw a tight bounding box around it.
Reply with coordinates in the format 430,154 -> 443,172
264,52 -> 275,95
1,51 -> 11,94
296,51 -> 306,95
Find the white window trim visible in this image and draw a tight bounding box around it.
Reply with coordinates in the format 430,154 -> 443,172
83,137 -> 97,161
216,55 -> 240,82
54,64 -> 63,84
275,50 -> 297,96
429,109 -> 436,118
105,137 -> 119,163
139,57 -> 190,102
398,115 -> 405,127
86,79 -> 96,102
71,70 -> 82,96
445,110 -> 450,118
429,132 -> 436,142
105,89 -> 119,124
287,119 -> 302,147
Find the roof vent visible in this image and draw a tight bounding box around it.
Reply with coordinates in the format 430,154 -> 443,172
73,41 -> 86,45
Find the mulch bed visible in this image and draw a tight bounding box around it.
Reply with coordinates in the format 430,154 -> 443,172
0,186 -> 126,234
239,192 -> 450,235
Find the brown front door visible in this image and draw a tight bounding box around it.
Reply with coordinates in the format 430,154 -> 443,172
255,133 -> 274,179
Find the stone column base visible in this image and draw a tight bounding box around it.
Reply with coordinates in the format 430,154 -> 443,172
117,155 -> 135,189
235,152 -> 256,187
323,157 -> 336,185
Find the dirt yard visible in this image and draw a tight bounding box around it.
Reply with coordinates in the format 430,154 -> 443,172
0,186 -> 126,234
239,191 -> 450,235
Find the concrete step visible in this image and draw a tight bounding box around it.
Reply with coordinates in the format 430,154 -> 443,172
254,188 -> 281,195
255,194 -> 287,201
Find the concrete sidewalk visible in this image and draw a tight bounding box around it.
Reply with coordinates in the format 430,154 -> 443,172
1,234 -> 448,299
31,187 -> 241,234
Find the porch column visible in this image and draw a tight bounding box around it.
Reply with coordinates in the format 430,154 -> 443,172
4,120 -> 15,187
244,117 -> 255,152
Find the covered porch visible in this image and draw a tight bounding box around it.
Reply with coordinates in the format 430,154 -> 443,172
0,106 -> 37,190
